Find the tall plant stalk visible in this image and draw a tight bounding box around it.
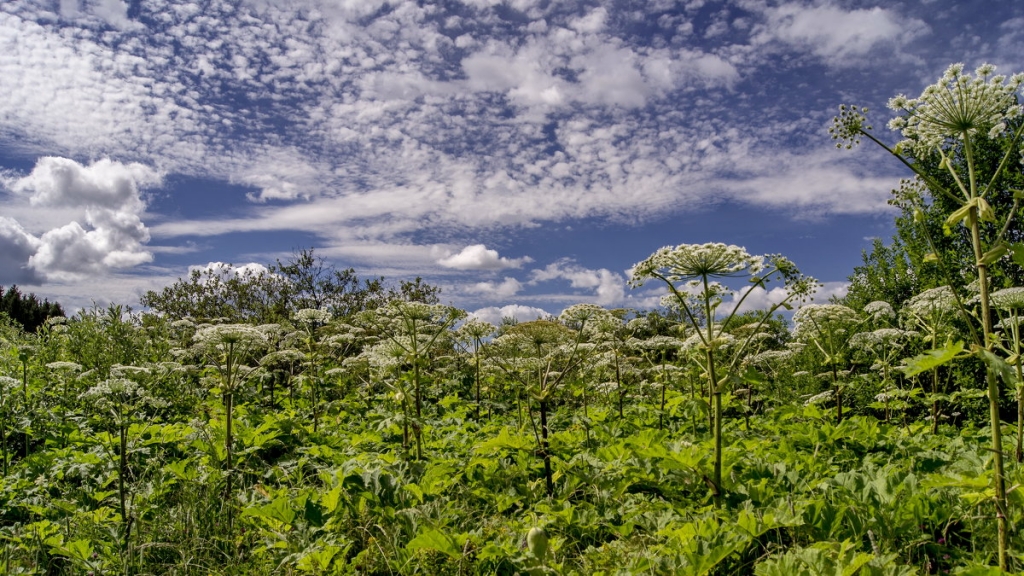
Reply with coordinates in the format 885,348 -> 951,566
630,243 -> 816,504
833,63 -> 1024,569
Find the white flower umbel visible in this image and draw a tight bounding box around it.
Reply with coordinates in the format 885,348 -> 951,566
293,308 -> 333,328
886,64 -> 1024,158
630,242 -> 817,502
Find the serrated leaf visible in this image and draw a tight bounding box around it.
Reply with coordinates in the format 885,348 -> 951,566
901,341 -> 966,377
406,528 -> 461,558
1010,243 -> 1024,268
243,496 -> 296,526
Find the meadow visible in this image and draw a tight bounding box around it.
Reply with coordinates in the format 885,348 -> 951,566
1,63 -> 1024,575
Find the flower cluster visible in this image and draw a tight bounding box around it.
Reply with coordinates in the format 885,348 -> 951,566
887,63 -> 1024,157
864,301 -> 896,324
293,308 -> 333,327
629,243 -> 765,288
792,304 -> 861,341
989,287 -> 1024,311
903,286 -> 957,318
194,324 -> 267,349
828,104 -> 872,149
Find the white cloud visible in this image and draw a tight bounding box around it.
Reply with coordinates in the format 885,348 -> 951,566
2,157 -> 159,282
468,276 -> 522,298
753,3 -> 929,66
438,244 -> 533,270
468,303 -> 550,325
724,281 -> 849,315
0,216 -> 42,284
530,259 -> 626,306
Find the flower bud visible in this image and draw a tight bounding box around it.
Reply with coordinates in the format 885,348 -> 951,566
527,526 -> 548,558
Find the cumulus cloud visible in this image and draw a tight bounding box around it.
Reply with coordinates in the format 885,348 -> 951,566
723,281 -> 849,315
0,216 -> 42,284
469,304 -> 551,325
438,244 -> 533,270
530,259 -> 626,306
2,156 -> 160,282
468,276 -> 523,299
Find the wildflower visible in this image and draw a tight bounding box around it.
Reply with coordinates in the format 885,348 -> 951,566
829,104 -> 872,149
990,287 -> 1024,310
629,243 -> 765,287
864,301 -> 895,324
293,308 -> 332,327
194,324 -> 267,349
804,389 -> 834,406
46,361 -> 82,373
904,286 -> 957,315
886,63 -> 1023,157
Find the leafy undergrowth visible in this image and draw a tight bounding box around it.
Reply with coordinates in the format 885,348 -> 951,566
1,385 -> 1022,575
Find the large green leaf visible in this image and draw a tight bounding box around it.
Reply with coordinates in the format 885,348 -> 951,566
406,528 -> 462,559
901,340 -> 966,377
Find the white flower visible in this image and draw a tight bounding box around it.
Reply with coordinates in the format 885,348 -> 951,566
194,324 -> 267,348
888,63 -> 1024,157
46,361 -> 82,373
990,287 -> 1024,310
792,304 -> 861,341
629,243 -> 762,287
804,389 -> 834,406
294,308 -> 333,327
864,301 -> 895,323
904,286 -> 957,315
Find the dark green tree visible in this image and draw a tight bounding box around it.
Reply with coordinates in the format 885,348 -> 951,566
0,285 -> 65,333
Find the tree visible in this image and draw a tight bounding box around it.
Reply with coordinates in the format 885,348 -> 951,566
841,236 -> 925,312
0,285 -> 65,333
142,248 -> 442,323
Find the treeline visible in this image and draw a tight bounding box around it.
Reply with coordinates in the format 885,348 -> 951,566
140,248 -> 441,323
0,285 -> 65,333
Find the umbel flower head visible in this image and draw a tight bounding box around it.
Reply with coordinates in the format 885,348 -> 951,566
629,243 -> 765,287
293,308 -> 332,327
990,287 -> 1024,311
887,63 -> 1024,157
904,286 -> 957,316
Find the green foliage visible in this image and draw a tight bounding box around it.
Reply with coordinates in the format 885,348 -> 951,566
0,285 -> 65,333
141,247 -> 442,323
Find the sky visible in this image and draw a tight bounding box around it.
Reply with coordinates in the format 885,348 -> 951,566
1,0 -> 1022,323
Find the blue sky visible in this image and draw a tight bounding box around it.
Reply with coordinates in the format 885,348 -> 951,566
1,0 -> 1022,322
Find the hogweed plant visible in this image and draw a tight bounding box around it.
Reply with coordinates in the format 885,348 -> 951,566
80,376 -> 166,567
454,318 -> 496,420
849,324 -> 915,423
901,286 -> 959,433
293,308 -> 332,433
193,323 -> 267,520
361,302 -> 464,459
792,304 -> 862,424
833,62 -> 1024,568
629,242 -> 817,503
0,375 -> 16,476
990,287 -> 1024,462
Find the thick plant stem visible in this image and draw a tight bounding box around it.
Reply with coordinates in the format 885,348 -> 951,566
540,398 -> 553,498
708,347 -> 722,507
968,207 -> 1008,571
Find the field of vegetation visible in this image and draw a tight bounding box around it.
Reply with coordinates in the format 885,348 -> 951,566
2,65 -> 1024,575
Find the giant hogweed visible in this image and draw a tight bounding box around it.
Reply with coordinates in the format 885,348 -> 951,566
629,242 -> 817,504
834,63 -> 1024,569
